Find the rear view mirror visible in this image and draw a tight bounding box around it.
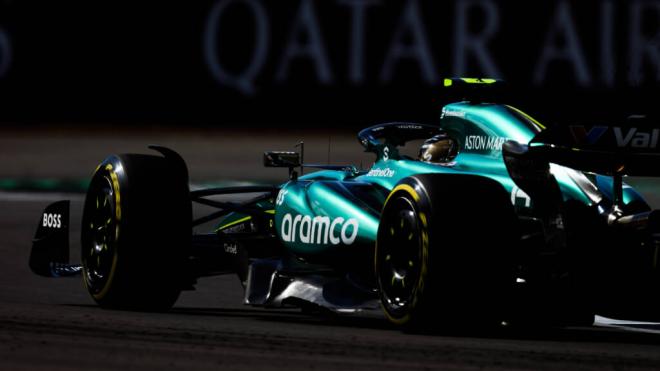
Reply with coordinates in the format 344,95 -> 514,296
263,151 -> 301,168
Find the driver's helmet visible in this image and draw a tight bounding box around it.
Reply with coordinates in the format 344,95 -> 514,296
418,134 -> 458,164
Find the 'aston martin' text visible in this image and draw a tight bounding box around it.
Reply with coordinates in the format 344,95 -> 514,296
464,136 -> 508,151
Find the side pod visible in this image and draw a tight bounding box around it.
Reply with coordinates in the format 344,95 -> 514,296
30,200 -> 82,277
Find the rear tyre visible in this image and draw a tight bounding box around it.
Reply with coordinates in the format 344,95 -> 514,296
376,174 -> 518,330
81,154 -> 191,310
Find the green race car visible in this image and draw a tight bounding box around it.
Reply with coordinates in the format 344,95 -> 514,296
31,78 -> 660,328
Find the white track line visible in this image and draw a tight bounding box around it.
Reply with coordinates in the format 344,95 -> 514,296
594,316 -> 660,335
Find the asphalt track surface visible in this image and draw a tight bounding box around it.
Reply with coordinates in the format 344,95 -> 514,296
2,128 -> 660,370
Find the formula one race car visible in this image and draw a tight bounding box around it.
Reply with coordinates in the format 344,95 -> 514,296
31,78 -> 660,328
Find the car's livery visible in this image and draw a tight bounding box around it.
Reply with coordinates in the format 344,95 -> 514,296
30,78 -> 660,328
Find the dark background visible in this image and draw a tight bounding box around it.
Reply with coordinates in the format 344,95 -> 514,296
0,0 -> 658,127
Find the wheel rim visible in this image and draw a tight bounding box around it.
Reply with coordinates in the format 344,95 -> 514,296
377,195 -> 423,317
82,175 -> 117,293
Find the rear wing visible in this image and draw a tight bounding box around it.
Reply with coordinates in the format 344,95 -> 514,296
503,118 -> 660,219
528,121 -> 660,177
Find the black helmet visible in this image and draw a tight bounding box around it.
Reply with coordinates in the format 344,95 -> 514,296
418,134 -> 458,164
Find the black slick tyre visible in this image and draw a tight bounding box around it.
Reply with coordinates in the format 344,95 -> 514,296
81,154 -> 191,310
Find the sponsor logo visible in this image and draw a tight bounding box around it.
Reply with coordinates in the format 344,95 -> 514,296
569,126 -> 660,149
382,146 -> 390,161
203,0 -> 660,95
223,242 -> 238,255
367,167 -> 395,177
280,213 -> 359,245
569,125 -> 608,145
613,127 -> 660,148
276,189 -> 288,206
396,124 -> 423,130
441,108 -> 466,119
464,135 -> 508,151
510,186 -> 531,208
42,213 -> 62,229
222,222 -> 251,234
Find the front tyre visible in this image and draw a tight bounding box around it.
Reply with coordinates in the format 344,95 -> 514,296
81,154 -> 191,310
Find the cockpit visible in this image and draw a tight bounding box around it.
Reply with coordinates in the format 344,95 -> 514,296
417,134 -> 459,164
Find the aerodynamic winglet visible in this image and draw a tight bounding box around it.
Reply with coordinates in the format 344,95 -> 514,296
30,200 -> 82,277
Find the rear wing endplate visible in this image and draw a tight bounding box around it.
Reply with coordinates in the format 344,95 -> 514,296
528,121 -> 660,177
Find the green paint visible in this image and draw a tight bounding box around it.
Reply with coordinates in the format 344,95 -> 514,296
273,102 -> 651,258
